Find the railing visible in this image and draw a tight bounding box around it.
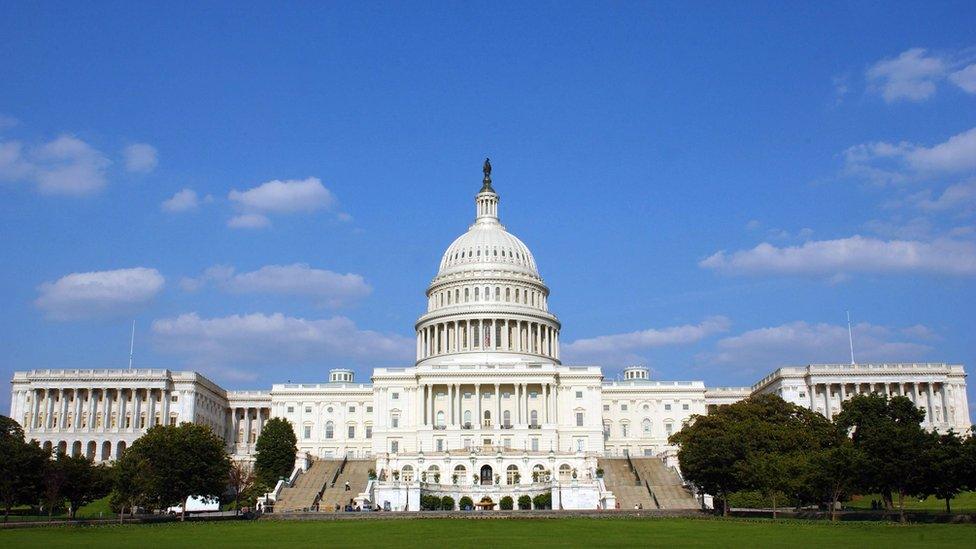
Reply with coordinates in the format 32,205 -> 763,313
528,424 -> 541,430
644,479 -> 661,509
625,454 -> 641,485
330,455 -> 348,488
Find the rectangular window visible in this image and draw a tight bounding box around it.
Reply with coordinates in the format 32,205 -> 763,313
392,392 -> 399,400
576,412 -> 584,426
621,404 -> 628,411
576,438 -> 585,452
665,423 -> 673,435
365,426 -> 372,439
529,392 -> 538,399
463,438 -> 472,449
391,441 -> 399,453
603,404 -> 610,411
575,391 -> 583,399
799,392 -> 806,398
531,438 -> 539,451
171,395 -> 178,402
366,406 -> 373,413
391,416 -> 399,428
305,407 -> 312,414
349,406 -> 356,413
287,406 -> 294,413
664,404 -> 672,411
503,438 -> 511,448
682,403 -> 689,411
348,425 -> 355,439
436,438 -> 444,452
303,426 -> 311,439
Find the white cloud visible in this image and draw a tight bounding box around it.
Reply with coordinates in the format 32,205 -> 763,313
35,267 -> 165,321
949,63 -> 976,94
0,140 -> 30,180
31,135 -> 111,195
700,235 -> 976,277
700,321 -> 933,371
843,127 -> 976,186
866,48 -> 946,103
122,143 -> 158,173
562,316 -> 730,363
151,312 -> 413,370
182,263 -> 371,307
909,180 -> 976,214
161,188 -> 204,213
227,213 -> 271,229
229,177 -> 335,214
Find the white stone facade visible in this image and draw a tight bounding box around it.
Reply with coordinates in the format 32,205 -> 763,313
7,163 -> 971,509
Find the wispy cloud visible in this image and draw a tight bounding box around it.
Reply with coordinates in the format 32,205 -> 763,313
35,267 -> 165,321
181,263 -> 371,308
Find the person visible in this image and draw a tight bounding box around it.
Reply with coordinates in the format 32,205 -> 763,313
345,481 -> 350,491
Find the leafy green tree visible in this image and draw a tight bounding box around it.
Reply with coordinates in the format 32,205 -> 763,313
921,430 -> 969,513
254,418 -> 298,490
53,453 -> 112,518
517,494 -> 532,510
0,416 -> 48,522
835,394 -> 929,522
458,496 -> 474,510
805,438 -> 864,521
115,423 -> 231,521
111,452 -> 153,521
671,394 -> 833,516
499,495 -> 514,510
43,452 -> 68,519
531,492 -> 551,510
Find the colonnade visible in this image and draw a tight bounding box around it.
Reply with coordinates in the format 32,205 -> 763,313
21,387 -> 172,433
811,381 -> 951,423
417,318 -> 559,360
418,382 -> 557,429
230,406 -> 270,448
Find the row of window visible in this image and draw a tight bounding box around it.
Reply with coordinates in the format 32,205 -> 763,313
302,422 -> 374,440
602,402 -> 690,412
285,405 -> 373,414
602,418 -> 682,438
429,284 -> 546,310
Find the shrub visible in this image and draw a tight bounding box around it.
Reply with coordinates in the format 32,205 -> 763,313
441,496 -> 455,511
595,468 -> 604,478
532,492 -> 552,510
500,496 -> 514,510
459,496 -> 474,510
420,494 -> 441,510
517,495 -> 532,510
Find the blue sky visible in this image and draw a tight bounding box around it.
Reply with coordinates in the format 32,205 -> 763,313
2,3 -> 975,419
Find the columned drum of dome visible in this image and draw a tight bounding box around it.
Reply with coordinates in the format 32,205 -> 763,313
415,160 -> 561,366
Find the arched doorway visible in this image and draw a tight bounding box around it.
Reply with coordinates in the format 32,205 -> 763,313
101,441 -> 111,461
480,464 -> 493,485
87,441 -> 97,460
71,441 -> 81,457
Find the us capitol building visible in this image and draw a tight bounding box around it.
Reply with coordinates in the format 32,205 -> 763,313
8,161 -> 971,510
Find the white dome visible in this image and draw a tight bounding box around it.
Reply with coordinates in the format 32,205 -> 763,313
437,221 -> 539,279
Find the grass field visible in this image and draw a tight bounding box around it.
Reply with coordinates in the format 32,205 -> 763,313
847,491 -> 976,513
1,517 -> 974,548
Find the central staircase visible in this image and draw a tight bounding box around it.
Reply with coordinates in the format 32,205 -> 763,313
319,459 -> 373,511
274,460 -> 332,512
598,456 -> 699,510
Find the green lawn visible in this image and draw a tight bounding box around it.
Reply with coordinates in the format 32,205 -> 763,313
1,517 -> 974,548
848,491 -> 976,513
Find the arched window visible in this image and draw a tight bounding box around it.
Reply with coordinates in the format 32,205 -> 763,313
558,464 -> 572,482
503,410 -> 511,427
463,410 -> 472,427
401,465 -> 414,483
483,410 -> 491,427
436,410 -> 445,428
533,464 -> 547,482
642,418 -> 651,435
475,287 -> 480,300
426,465 -> 440,483
507,464 -> 520,485
453,464 -> 466,485
530,410 -> 538,427
325,421 -> 334,439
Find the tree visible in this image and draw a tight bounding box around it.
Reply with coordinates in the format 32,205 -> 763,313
518,494 -> 532,510
670,394 -> 833,516
532,492 -> 551,510
227,460 -> 256,514
500,495 -> 514,510
54,453 -> 112,519
0,416 -> 48,522
458,496 -> 473,510
835,394 -> 929,522
116,423 -> 231,521
254,418 -> 298,490
43,452 -> 68,519
921,430 -> 969,513
111,452 -> 153,522
805,438 -> 864,521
